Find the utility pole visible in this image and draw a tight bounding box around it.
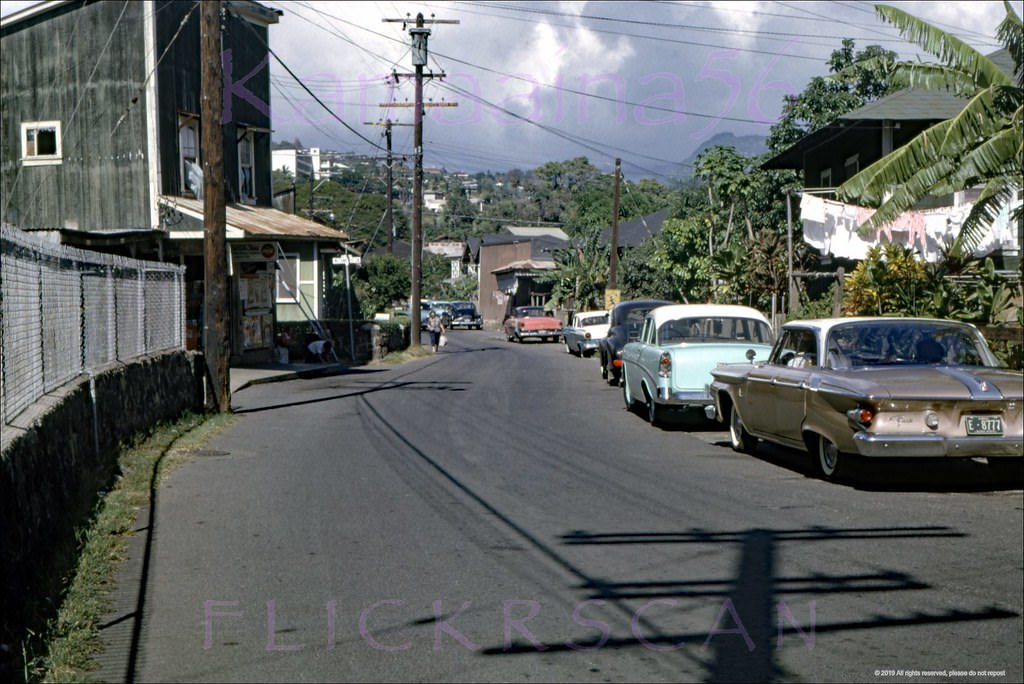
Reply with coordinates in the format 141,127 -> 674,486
384,121 -> 394,254
201,0 -> 230,413
365,119 -> 412,255
606,158 -> 622,308
384,12 -> 458,348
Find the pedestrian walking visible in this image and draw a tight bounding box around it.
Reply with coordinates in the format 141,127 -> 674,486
426,310 -> 445,352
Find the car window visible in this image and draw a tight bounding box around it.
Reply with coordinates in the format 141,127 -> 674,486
658,317 -> 772,344
826,321 -> 991,368
641,317 -> 656,343
580,314 -> 608,327
771,328 -> 818,367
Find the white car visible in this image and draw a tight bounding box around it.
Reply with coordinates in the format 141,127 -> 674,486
562,310 -> 610,357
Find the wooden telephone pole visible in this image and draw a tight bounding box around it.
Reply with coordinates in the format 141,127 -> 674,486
201,0 -> 230,412
606,158 -> 622,306
364,119 -> 412,255
383,12 -> 458,348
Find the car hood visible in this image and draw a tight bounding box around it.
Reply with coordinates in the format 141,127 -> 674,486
818,366 -> 1024,401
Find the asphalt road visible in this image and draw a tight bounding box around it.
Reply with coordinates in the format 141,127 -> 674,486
103,329 -> 1023,683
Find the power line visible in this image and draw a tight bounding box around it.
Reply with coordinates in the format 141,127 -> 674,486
234,10 -> 387,152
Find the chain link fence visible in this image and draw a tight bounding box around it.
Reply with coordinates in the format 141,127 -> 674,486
1,225 -> 185,426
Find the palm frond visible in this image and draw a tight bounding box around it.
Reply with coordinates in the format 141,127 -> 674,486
888,63 -> 989,95
946,125 -> 1024,189
938,87 -> 1016,157
853,157 -> 956,236
997,0 -> 1024,88
953,180 -> 1018,255
876,5 -> 1006,86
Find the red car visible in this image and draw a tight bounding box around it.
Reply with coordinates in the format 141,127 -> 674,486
504,306 -> 563,343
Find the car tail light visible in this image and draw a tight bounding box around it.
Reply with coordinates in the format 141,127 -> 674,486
659,352 -> 671,378
584,332 -> 591,339
847,405 -> 875,428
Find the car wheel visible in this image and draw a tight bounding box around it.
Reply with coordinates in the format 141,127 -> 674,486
645,390 -> 662,427
729,403 -> 756,454
600,353 -> 608,379
816,434 -> 843,480
622,369 -> 635,411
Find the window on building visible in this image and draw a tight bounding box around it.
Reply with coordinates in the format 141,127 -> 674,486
179,114 -> 200,196
819,168 -> 832,188
844,154 -> 859,181
238,130 -> 255,204
21,121 -> 62,165
276,254 -> 300,302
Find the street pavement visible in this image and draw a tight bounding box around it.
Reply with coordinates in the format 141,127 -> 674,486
90,332 -> 1022,683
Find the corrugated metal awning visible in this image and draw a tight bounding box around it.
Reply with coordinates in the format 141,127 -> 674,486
492,258 -> 556,274
159,196 -> 349,240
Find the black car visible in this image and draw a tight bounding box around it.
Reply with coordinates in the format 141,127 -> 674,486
448,301 -> 482,329
598,299 -> 673,386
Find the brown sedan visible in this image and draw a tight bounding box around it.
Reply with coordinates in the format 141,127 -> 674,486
709,317 -> 1023,480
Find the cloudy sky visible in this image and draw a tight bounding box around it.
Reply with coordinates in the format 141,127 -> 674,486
1,1 -> 1010,181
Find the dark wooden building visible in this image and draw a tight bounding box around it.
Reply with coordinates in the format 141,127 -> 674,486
1,0 -> 351,361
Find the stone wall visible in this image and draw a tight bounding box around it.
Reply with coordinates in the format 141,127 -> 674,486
0,351 -> 204,664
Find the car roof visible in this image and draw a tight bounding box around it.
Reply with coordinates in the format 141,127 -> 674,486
575,310 -> 608,317
782,316 -> 981,337
646,304 -> 769,324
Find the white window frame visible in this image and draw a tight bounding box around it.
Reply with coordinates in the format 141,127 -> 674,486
238,129 -> 255,204
844,153 -> 860,179
21,121 -> 62,166
178,114 -> 200,195
276,253 -> 300,302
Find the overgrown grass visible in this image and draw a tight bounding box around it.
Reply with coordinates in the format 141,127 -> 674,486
367,344 -> 436,366
27,412 -> 237,683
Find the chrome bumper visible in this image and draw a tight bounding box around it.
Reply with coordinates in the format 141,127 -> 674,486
851,432 -> 1024,458
657,387 -> 713,406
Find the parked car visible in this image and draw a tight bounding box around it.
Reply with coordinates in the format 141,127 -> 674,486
599,299 -> 672,385
448,301 -> 482,330
563,310 -> 610,357
621,304 -> 774,426
428,300 -> 453,327
709,317 -> 1024,480
503,305 -> 563,342
401,301 -> 433,329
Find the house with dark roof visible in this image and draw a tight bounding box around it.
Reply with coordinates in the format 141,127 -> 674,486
1,0 -> 351,362
477,231 -> 568,328
600,208 -> 670,248
762,49 -> 1020,268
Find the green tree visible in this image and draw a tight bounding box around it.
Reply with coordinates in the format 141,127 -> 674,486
648,217 -> 715,303
767,39 -> 898,154
837,3 -> 1023,255
356,253 -> 409,318
538,226 -> 609,312
842,244 -> 928,315
421,252 -> 453,300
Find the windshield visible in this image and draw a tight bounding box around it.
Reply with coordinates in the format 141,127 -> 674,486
825,321 -> 992,368
658,317 -> 772,344
516,307 -> 546,317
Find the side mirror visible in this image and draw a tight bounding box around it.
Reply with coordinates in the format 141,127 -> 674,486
746,349 -> 756,361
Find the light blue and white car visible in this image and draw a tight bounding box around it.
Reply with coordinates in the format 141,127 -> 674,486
620,304 -> 774,426
562,310 -> 609,357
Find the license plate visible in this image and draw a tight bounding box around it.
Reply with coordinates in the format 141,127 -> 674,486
965,415 -> 1003,436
